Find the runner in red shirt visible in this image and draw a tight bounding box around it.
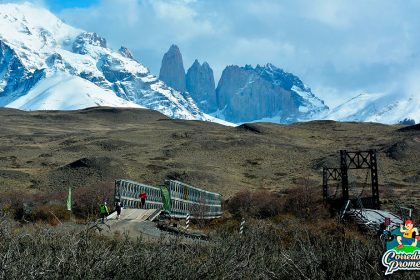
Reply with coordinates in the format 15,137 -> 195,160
139,191 -> 147,208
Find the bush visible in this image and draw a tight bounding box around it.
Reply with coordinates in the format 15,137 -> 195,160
31,204 -> 71,225
0,190 -> 70,224
0,181 -> 114,223
72,181 -> 114,219
225,183 -> 329,221
225,190 -> 283,219
0,219 -> 414,279
282,184 -> 328,220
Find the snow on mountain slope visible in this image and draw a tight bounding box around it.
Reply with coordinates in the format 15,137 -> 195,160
323,93 -> 419,124
0,3 -> 81,70
0,2 -> 207,121
2,3 -> 413,126
202,113 -> 236,127
6,72 -> 141,110
257,64 -> 328,117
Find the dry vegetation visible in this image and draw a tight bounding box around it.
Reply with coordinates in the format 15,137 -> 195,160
0,186 -> 417,279
0,107 -> 418,278
0,182 -> 114,224
0,209 -> 416,279
0,108 -> 418,203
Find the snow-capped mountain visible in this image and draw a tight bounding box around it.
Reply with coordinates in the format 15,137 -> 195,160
0,2 -> 206,120
254,63 -> 328,118
6,72 -> 141,110
1,3 -> 415,126
322,93 -> 419,124
214,63 -> 328,123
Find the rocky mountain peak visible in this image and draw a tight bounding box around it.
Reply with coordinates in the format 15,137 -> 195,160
0,4 -> 213,122
159,44 -> 186,92
168,44 -> 180,53
186,59 -> 216,113
118,46 -> 134,60
191,59 -> 200,68
254,63 -> 306,91
72,32 -> 107,55
202,61 -> 211,69
215,63 -> 328,123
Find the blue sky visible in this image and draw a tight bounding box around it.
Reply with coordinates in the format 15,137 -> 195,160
2,0 -> 420,107
0,0 -> 100,11
44,0 -> 99,12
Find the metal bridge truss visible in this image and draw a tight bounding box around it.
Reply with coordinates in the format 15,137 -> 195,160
322,167 -> 342,200
166,180 -> 222,219
323,149 -> 380,210
114,179 -> 222,219
114,179 -> 163,209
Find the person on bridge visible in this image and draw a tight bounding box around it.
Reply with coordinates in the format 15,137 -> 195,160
99,202 -> 109,224
115,202 -> 122,220
140,191 -> 147,208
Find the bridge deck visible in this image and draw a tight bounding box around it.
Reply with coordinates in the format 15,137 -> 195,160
102,208 -> 161,237
348,208 -> 403,234
108,208 -> 158,222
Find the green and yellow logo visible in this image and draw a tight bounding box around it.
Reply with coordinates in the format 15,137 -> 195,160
382,219 -> 420,275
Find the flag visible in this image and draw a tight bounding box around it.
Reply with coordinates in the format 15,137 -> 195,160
160,186 -> 171,213
66,187 -> 72,211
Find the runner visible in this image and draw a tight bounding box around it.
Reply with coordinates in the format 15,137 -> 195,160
99,202 -> 109,224
139,191 -> 147,208
115,202 -> 122,220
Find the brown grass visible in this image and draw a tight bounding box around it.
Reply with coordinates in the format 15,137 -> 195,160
0,108 -> 417,202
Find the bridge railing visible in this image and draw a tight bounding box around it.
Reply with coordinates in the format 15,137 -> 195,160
114,179 -> 223,219
114,179 -> 163,210
165,180 -> 223,219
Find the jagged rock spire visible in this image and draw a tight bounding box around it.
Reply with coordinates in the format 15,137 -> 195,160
186,59 -> 216,113
159,44 -> 186,92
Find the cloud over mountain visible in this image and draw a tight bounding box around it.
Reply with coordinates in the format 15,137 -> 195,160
35,0 -> 420,108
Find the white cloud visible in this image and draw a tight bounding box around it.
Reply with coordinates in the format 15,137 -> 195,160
150,0 -> 216,41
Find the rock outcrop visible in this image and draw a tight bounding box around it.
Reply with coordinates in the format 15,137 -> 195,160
72,32 -> 107,55
159,44 -> 186,92
215,64 -> 328,123
0,40 -> 45,103
186,60 -> 216,113
118,46 -> 135,60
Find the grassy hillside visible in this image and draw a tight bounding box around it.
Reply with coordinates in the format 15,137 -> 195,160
0,107 -> 418,206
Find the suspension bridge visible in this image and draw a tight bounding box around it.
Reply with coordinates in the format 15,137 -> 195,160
322,149 -> 410,234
